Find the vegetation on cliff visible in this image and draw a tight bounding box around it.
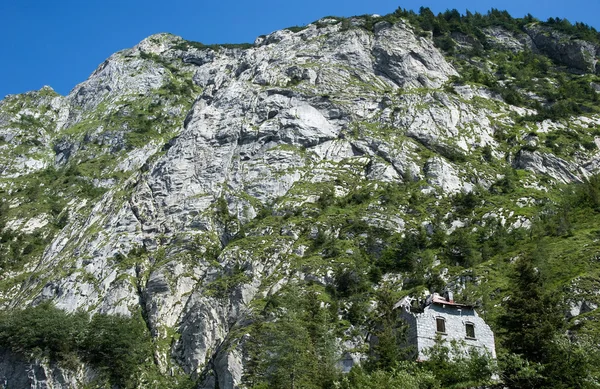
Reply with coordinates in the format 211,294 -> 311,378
1,5 -> 600,389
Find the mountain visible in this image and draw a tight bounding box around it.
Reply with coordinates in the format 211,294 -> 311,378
1,8 -> 600,388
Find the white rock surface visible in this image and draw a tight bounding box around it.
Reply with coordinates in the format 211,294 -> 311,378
1,17 -> 600,389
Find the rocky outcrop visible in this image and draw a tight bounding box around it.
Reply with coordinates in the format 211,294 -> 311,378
525,24 -> 599,73
513,149 -> 581,184
372,21 -> 457,88
425,156 -> 473,194
1,15 -> 600,389
0,350 -> 87,389
568,299 -> 598,318
482,26 -> 534,52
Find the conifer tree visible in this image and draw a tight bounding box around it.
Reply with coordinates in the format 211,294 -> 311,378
499,251 -> 564,363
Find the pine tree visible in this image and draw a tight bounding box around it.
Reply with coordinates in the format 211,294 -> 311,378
367,287 -> 409,371
499,251 -> 564,363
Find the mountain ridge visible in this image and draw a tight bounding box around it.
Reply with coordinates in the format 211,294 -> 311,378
1,8 -> 600,388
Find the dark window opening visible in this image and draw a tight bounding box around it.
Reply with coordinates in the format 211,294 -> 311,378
436,317 -> 446,333
466,323 -> 475,338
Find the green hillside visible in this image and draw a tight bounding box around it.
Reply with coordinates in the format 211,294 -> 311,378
0,6 -> 599,389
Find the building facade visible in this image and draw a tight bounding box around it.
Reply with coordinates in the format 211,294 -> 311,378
397,292 -> 496,361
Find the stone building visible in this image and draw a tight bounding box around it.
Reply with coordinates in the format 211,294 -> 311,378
396,292 -> 496,361
341,291 -> 497,373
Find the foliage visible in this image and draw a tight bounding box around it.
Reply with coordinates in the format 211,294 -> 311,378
0,301 -> 88,368
336,363 -> 440,389
544,17 -> 600,44
205,264 -> 251,298
84,312 -> 154,388
543,334 -> 600,388
0,303 -> 193,389
244,285 -> 339,389
498,335 -> 600,388
172,40 -> 253,52
498,352 -> 545,389
445,227 -> 481,267
423,336 -> 498,388
285,26 -> 308,33
498,248 -> 565,363
378,229 -> 427,273
367,287 -> 410,371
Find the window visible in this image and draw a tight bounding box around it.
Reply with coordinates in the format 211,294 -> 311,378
465,322 -> 475,338
436,317 -> 446,333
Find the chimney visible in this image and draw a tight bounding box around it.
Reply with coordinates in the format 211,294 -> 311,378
444,290 -> 454,303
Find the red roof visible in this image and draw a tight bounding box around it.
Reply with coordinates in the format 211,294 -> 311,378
430,295 -> 473,309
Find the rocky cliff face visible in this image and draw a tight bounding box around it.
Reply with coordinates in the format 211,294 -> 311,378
525,24 -> 600,74
0,349 -> 89,389
1,14 -> 600,389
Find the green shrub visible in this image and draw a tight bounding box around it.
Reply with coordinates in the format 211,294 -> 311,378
244,285 -> 339,389
0,302 -> 87,366
0,303 -> 159,388
285,26 -> 308,33
84,313 -> 153,388
423,337 -> 498,388
445,227 -> 481,267
337,363 -> 440,389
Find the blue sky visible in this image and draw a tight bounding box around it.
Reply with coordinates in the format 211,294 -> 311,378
1,0 -> 599,98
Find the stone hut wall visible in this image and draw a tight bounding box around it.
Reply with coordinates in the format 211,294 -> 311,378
412,304 -> 496,360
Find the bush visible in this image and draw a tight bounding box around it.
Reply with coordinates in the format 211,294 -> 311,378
543,335 -> 600,388
337,363 -> 440,389
433,35 -> 456,53
0,302 -> 87,365
423,337 -> 498,387
84,313 -> 153,388
285,26 -> 308,33
498,252 -> 565,363
445,228 -> 481,267
0,303 -> 157,388
244,285 -> 339,389
498,353 -> 544,389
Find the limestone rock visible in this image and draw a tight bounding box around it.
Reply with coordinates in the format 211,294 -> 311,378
425,157 -> 472,194
525,24 -> 599,73
373,22 -> 457,88
0,349 -> 89,389
483,26 -> 534,52
2,13 -> 600,389
513,149 -> 581,184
